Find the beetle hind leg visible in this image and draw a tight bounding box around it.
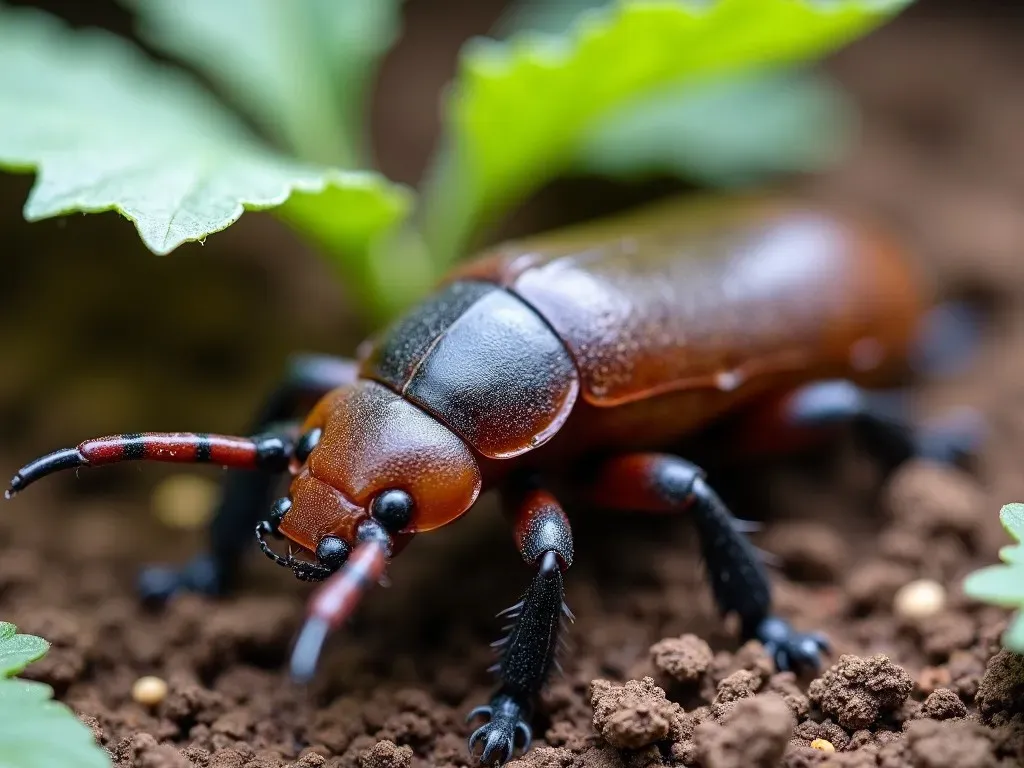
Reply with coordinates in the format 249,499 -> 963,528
467,487 -> 573,765
582,453 -> 828,673
721,379 -> 985,472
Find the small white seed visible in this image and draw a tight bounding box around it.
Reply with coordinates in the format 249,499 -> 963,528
131,675 -> 168,707
894,578 -> 947,620
810,738 -> 836,753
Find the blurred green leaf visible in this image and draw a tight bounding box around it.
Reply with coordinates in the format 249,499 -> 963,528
121,0 -> 403,167
0,679 -> 112,768
277,189 -> 433,321
575,69 -> 851,186
0,622 -> 48,679
999,503 -> 1024,564
0,623 -> 111,767
964,564 -> 1024,608
1004,612 -> 1024,653
0,4 -> 411,257
965,504 -> 1024,653
422,0 -> 911,264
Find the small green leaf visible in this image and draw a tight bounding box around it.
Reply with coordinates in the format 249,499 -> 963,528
423,0 -> 911,262
1004,611 -> 1024,653
121,0 -> 403,167
575,69 -> 851,186
0,679 -> 111,768
996,504 -> 1024,564
0,623 -> 48,679
1000,503 -> 1024,542
963,564 -> 1024,608
0,4 -> 411,256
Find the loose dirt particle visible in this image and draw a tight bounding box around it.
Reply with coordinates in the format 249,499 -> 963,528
975,649 -> 1024,725
507,746 -> 576,768
918,688 -> 968,720
132,676 -> 169,707
695,694 -> 794,768
116,732 -> 191,768
358,740 -> 412,768
885,462 -> 983,542
807,654 -> 913,729
649,634 -> 713,684
882,717 -> 997,768
589,677 -> 682,749
894,579 -> 947,621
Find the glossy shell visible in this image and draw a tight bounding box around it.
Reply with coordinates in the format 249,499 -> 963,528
452,196 -> 925,409
360,282 -> 580,458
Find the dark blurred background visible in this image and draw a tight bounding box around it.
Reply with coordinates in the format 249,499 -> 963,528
2,0 -> 1024,504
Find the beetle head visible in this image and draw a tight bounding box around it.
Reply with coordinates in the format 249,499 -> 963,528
256,379 -> 482,582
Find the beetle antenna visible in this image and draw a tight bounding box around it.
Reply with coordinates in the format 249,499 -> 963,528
289,522 -> 390,683
5,431 -> 295,498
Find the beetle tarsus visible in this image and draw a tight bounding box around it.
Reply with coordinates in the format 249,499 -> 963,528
755,615 -> 830,672
468,695 -> 532,766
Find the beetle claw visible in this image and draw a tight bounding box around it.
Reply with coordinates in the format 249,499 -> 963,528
755,615 -> 830,674
466,698 -> 530,766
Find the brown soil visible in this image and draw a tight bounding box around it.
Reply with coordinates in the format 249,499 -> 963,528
2,2 -> 1024,768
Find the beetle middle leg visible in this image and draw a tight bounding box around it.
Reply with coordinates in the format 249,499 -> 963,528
581,453 -> 828,672
468,485 -> 573,766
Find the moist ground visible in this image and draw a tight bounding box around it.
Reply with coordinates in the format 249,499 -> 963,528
1,2 -> 1023,767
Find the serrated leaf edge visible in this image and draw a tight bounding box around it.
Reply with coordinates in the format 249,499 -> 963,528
0,622 -> 50,678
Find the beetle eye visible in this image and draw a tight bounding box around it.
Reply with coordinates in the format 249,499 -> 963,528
370,489 -> 414,532
315,535 -> 350,571
294,428 -> 322,463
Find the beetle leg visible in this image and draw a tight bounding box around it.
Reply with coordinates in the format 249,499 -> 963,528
581,453 -> 827,673
721,379 -> 984,471
468,487 -> 573,766
137,354 -> 359,604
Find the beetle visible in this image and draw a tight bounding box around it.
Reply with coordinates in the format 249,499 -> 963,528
5,194 -> 982,765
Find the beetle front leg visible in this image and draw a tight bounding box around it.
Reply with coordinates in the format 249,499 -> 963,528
583,453 -> 827,673
138,354 -> 359,603
468,486 -> 573,766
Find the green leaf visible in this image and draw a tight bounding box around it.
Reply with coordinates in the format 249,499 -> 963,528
1000,503 -> 1024,541
0,3 -> 411,256
422,0 -> 911,263
0,679 -> 111,768
277,190 -> 435,322
963,564 -> 1024,608
575,68 -> 851,186
1004,611 -> 1024,654
121,0 -> 403,167
0,623 -> 48,679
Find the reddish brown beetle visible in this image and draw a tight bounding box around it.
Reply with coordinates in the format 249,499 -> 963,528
6,194 -> 982,765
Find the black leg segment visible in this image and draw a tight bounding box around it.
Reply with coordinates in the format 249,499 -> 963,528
582,453 -> 828,673
468,488 -> 573,766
